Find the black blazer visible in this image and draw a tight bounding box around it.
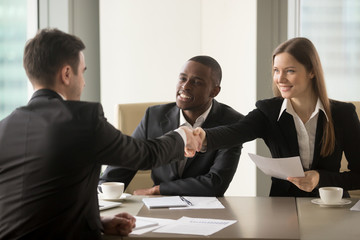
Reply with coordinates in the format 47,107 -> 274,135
0,89 -> 184,240
206,97 -> 360,197
100,100 -> 243,196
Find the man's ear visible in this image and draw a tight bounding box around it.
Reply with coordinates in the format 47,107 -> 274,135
60,65 -> 72,86
210,86 -> 221,98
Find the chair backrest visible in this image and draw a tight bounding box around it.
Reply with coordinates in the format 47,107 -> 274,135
115,102 -> 169,193
115,102 -> 168,135
340,101 -> 360,197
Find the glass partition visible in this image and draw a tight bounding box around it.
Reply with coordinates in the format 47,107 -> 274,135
0,0 -> 37,120
300,0 -> 360,101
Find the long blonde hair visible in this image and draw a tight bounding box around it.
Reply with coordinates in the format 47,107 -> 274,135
272,37 -> 335,157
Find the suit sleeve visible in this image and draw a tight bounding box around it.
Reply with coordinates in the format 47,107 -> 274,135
206,108 -> 267,151
93,104 -> 184,171
98,111 -> 149,187
158,145 -> 242,196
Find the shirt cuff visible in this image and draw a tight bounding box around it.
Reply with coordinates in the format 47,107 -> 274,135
174,128 -> 187,146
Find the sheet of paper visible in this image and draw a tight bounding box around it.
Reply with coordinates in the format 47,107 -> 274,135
248,153 -> 305,180
142,196 -> 188,209
350,200 -> 360,211
153,216 -> 237,236
131,216 -> 176,235
133,217 -> 158,230
98,200 -> 122,210
169,196 -> 225,210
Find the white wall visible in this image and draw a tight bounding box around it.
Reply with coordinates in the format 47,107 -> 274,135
100,0 -> 257,196
201,1 -> 257,196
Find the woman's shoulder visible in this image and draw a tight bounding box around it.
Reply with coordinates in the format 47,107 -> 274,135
330,100 -> 359,123
330,99 -> 356,114
255,97 -> 283,115
250,97 -> 284,119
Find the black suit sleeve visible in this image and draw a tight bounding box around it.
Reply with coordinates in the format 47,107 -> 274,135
98,108 -> 150,188
93,104 -> 184,172
206,108 -> 266,151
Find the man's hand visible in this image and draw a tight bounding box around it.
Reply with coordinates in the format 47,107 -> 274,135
179,126 -> 203,157
101,212 -> 136,236
193,127 -> 206,150
287,170 -> 320,192
133,185 -> 160,195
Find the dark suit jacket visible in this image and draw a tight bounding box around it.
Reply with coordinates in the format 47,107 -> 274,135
206,97 -> 360,197
0,89 -> 184,240
100,100 -> 243,196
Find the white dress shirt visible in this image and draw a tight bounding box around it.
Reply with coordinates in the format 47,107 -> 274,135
177,103 -> 212,176
278,98 -> 328,170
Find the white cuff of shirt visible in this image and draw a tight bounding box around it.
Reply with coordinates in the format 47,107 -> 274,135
174,128 -> 187,146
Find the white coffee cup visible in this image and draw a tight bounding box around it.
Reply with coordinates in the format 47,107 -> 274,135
98,182 -> 124,199
319,187 -> 343,204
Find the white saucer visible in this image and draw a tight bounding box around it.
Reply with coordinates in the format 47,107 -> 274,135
311,198 -> 352,207
99,193 -> 132,201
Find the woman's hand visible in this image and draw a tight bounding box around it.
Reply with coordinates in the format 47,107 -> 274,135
287,170 -> 319,192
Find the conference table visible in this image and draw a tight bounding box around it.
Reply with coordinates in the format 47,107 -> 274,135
101,196 -> 360,240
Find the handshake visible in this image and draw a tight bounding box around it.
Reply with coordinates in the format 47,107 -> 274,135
178,126 -> 206,157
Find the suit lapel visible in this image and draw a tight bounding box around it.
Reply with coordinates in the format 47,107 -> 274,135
201,100 -> 221,129
277,112 -> 300,157
160,105 -> 179,133
160,106 -> 181,174
311,112 -> 324,169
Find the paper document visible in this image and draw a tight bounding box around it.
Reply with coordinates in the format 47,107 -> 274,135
131,216 -> 176,235
169,196 -> 224,210
248,153 -> 305,180
142,196 -> 188,209
153,217 -> 237,236
98,200 -> 122,211
350,200 -> 360,211
133,217 -> 158,230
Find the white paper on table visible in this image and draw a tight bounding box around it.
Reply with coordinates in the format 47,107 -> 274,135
131,216 -> 176,235
153,216 -> 237,236
248,153 -> 305,180
169,196 -> 224,210
142,196 -> 187,209
133,217 -> 158,230
350,200 -> 360,211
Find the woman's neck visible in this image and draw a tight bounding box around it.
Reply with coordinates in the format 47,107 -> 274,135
290,94 -> 317,124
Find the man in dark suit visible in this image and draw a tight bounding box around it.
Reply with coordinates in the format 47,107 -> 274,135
0,28 -> 200,239
100,56 -> 243,196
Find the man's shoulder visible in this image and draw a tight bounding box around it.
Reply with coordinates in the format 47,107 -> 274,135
147,102 -> 176,111
65,100 -> 102,112
213,101 -> 244,120
146,102 -> 177,116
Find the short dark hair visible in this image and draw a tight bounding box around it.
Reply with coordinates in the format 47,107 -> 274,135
188,55 -> 222,86
23,28 -> 85,87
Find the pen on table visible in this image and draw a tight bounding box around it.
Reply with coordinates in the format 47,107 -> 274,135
180,196 -> 193,206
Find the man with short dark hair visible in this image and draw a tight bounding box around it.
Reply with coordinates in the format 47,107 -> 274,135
100,56 -> 243,196
0,28 -> 200,239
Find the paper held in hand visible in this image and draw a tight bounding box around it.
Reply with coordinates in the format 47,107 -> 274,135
248,153 -> 305,180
